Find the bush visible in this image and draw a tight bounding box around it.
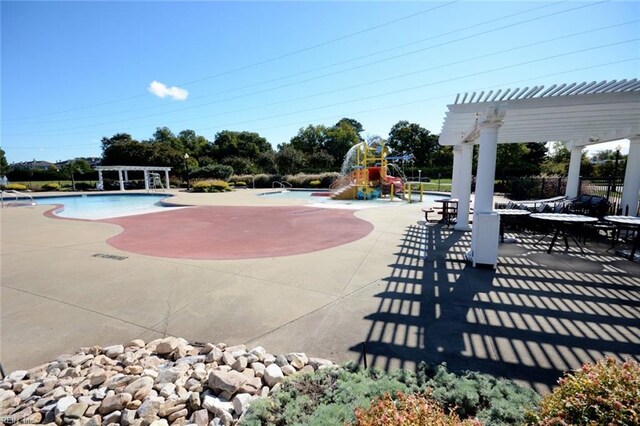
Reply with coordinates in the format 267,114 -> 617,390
41,182 -> 60,191
309,180 -> 321,187
241,362 -> 536,426
427,364 -> 539,425
529,357 -> 640,425
191,164 -> 234,181
241,363 -> 418,426
191,180 -> 231,193
350,391 -> 480,426
5,183 -> 28,191
235,181 -> 247,187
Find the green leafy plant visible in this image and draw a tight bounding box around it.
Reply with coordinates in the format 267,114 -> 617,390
241,362 -> 536,426
528,357 -> 640,425
426,364 -> 539,425
350,391 -> 481,426
309,180 -> 321,187
191,179 -> 231,192
235,181 -> 247,187
5,183 -> 28,191
41,182 -> 60,191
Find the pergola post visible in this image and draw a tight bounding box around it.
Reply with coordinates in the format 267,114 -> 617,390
144,170 -> 150,191
454,143 -> 473,231
97,170 -> 103,190
164,171 -> 170,190
621,136 -> 640,216
470,122 -> 501,267
117,170 -> 125,191
450,146 -> 462,199
565,144 -> 583,198
124,170 -> 129,182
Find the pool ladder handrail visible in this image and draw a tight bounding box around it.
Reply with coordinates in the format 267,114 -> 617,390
1,190 -> 36,208
272,181 -> 292,189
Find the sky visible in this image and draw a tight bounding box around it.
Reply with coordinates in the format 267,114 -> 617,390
1,0 -> 638,164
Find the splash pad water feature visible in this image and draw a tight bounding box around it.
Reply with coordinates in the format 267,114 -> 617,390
330,140 -> 425,202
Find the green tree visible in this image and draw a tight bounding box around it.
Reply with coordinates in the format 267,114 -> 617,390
276,144 -> 306,174
101,133 -> 154,166
210,130 -> 273,163
387,121 -> 438,168
177,130 -> 210,158
334,118 -> 364,141
324,120 -> 360,169
61,159 -> 91,190
290,125 -> 327,155
0,148 -> 9,176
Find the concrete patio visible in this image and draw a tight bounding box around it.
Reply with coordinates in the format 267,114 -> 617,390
1,189 -> 638,394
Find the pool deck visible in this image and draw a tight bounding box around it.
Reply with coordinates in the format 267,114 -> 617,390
2,189 -> 639,394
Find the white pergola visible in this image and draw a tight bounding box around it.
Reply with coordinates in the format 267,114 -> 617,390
94,165 -> 172,191
439,79 -> 640,267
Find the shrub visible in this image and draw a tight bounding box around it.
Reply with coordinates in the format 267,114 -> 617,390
41,182 -> 60,191
350,391 -> 481,426
529,357 -> 640,425
427,364 -> 539,425
241,363 -> 418,426
191,164 -> 234,181
191,180 -> 231,193
5,183 -> 28,191
309,180 -> 321,187
235,181 -> 247,187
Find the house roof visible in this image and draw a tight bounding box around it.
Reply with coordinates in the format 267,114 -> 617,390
438,79 -> 640,147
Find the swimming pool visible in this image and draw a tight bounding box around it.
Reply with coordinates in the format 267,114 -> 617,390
259,189 -> 442,205
35,194 -> 180,220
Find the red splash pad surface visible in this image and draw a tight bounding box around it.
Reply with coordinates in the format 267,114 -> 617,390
100,205 -> 374,260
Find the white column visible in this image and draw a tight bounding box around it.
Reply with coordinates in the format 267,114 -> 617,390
470,122 -> 501,268
124,170 -> 129,182
454,143 -> 473,231
474,123 -> 500,213
621,136 -> 640,216
144,170 -> 149,191
450,145 -> 462,198
118,170 -> 125,191
165,171 -> 170,190
565,144 -> 583,198
97,170 -> 103,190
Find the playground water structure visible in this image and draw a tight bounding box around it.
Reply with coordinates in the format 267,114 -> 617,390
330,140 -> 426,202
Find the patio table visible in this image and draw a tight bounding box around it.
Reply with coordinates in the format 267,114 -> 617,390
603,215 -> 640,260
530,213 -> 597,254
435,198 -> 458,226
496,209 -> 530,243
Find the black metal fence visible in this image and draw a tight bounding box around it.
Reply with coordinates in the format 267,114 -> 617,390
498,176 -> 627,214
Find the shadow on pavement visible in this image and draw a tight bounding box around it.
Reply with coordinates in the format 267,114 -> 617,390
351,224 -> 640,393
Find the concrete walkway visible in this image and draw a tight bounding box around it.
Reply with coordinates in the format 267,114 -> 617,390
1,189 -> 638,394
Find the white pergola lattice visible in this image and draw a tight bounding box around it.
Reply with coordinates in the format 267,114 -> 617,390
438,79 -> 640,267
94,165 -> 172,191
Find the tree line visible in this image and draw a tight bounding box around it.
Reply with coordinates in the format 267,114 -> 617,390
1,122 -> 628,184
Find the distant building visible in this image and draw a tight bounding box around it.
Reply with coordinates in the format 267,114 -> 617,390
11,160 -> 55,171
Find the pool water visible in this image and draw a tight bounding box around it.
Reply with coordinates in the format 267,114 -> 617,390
35,194 -> 179,220
260,189 -> 441,206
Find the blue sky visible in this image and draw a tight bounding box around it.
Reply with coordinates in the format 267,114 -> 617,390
2,0 -> 638,163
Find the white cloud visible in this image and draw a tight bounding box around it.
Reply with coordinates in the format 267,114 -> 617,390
148,81 -> 188,101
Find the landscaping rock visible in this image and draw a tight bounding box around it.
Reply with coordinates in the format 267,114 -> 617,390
264,364 -> 284,387
0,339 -> 338,426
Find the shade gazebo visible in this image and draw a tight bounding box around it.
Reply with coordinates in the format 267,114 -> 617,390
94,165 -> 172,191
438,79 -> 640,267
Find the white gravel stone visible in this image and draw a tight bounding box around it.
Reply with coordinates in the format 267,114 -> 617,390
263,364 -> 284,387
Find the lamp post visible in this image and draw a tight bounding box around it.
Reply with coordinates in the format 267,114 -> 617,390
183,153 -> 191,191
